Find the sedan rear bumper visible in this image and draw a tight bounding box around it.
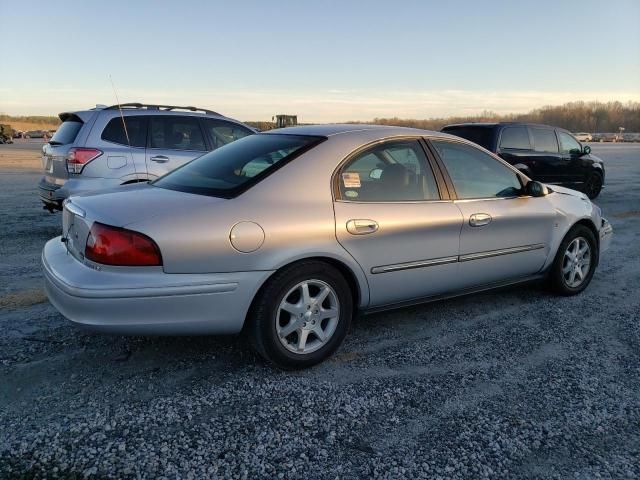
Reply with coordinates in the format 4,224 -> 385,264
42,238 -> 272,335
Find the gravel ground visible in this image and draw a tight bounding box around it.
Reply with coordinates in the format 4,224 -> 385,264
1,144 -> 639,479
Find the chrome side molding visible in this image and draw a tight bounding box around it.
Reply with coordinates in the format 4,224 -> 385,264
371,243 -> 545,274
458,244 -> 545,262
371,256 -> 458,274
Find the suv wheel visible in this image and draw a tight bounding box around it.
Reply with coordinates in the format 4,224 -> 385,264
247,261 -> 353,369
548,225 -> 598,295
584,172 -> 603,199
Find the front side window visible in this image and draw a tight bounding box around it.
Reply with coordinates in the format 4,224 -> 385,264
149,116 -> 206,151
101,116 -> 147,147
531,128 -> 558,153
338,140 -> 439,202
499,126 -> 531,150
154,134 -> 321,198
558,131 -> 581,154
431,140 -> 522,199
203,119 -> 253,149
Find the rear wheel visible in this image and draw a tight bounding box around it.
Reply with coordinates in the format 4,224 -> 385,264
548,225 -> 597,295
247,261 -> 353,369
584,172 -> 603,199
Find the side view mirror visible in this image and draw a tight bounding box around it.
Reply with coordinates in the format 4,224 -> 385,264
526,180 -> 549,197
369,168 -> 383,180
582,145 -> 591,155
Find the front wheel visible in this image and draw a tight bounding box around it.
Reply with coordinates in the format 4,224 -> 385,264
247,261 -> 353,369
548,225 -> 598,295
584,172 -> 603,199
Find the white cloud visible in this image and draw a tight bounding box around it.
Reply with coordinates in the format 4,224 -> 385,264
1,87 -> 638,122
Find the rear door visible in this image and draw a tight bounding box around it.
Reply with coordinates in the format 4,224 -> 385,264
333,138 -> 463,307
527,126 -> 567,184
496,125 -> 534,171
429,138 -> 556,289
145,116 -> 208,178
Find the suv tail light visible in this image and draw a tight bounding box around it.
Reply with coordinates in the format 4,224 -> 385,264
85,222 -> 162,266
67,148 -> 102,174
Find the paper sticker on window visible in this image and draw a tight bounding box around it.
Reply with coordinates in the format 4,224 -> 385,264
342,172 -> 361,188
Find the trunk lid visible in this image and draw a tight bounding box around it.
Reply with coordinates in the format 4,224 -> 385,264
63,183 -> 226,260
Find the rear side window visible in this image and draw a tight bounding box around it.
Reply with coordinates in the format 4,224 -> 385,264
338,140 -> 440,202
203,119 -> 253,150
101,116 -> 147,147
153,134 -> 322,198
499,127 -> 531,150
149,117 -> 206,151
50,121 -> 82,145
441,126 -> 494,150
531,128 -> 558,152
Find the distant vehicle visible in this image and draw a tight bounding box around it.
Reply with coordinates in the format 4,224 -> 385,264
13,130 -> 23,139
622,133 -> 640,142
0,124 -> 15,143
38,103 -> 256,212
273,114 -> 298,128
441,123 -> 606,199
574,132 -> 592,142
42,125 -> 613,368
24,130 -> 47,139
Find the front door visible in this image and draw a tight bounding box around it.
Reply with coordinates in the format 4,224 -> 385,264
429,138 -> 557,288
557,130 -> 587,185
333,138 -> 463,307
145,116 -> 208,179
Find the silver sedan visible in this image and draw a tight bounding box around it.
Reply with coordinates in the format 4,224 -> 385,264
42,125 -> 613,368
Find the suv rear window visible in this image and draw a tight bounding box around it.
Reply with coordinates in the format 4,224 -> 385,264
50,121 -> 82,145
441,126 -> 494,150
101,116 -> 147,147
153,134 -> 323,198
499,126 -> 531,150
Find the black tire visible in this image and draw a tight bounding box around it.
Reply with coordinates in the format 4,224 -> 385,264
548,225 -> 598,296
584,172 -> 603,199
247,260 -> 353,369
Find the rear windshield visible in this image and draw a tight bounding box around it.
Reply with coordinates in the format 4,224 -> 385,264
50,120 -> 83,145
153,134 -> 324,198
441,126 -> 495,150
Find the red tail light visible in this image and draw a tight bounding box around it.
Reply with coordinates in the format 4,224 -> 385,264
85,223 -> 162,266
67,148 -> 102,174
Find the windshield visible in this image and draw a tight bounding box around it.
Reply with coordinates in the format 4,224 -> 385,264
153,134 -> 324,198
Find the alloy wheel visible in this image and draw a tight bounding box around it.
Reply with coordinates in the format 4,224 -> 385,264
276,279 -> 340,354
562,237 -> 591,288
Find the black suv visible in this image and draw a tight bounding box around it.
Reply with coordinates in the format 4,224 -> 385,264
441,123 -> 605,199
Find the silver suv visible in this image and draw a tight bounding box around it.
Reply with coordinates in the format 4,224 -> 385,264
38,103 -> 255,211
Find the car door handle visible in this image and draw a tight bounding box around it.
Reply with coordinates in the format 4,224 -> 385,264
150,155 -> 169,163
469,213 -> 492,227
346,219 -> 379,235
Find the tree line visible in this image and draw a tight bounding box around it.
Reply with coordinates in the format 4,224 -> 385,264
364,101 -> 640,133
3,101 -> 639,132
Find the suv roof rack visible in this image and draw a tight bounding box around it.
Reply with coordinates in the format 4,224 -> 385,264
104,103 -> 221,116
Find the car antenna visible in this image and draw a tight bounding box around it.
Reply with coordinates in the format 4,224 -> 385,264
109,75 -> 144,179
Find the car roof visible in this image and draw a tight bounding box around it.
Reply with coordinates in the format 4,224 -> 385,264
263,123 -> 448,139
444,121 -> 563,130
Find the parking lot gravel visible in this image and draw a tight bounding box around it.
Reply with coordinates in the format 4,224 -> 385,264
0,143 -> 639,479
